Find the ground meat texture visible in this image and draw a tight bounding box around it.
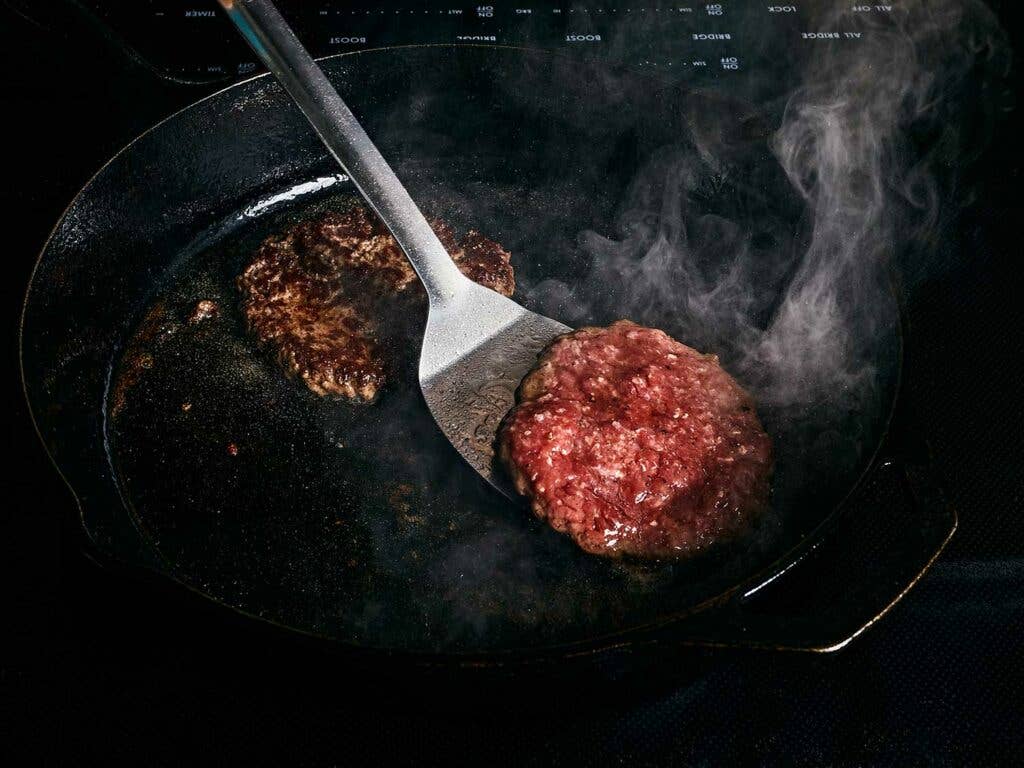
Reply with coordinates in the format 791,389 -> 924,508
498,320 -> 772,560
237,206 -> 514,401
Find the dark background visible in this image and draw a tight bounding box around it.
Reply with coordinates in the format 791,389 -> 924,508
3,2 -> 1022,765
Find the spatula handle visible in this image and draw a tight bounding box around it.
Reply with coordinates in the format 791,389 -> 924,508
218,0 -> 469,305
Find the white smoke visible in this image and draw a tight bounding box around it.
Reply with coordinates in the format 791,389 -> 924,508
532,0 -> 1010,428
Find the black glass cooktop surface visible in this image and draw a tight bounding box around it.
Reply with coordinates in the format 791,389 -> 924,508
3,1 -> 1022,764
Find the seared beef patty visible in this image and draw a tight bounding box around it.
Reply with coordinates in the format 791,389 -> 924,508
498,320 -> 772,559
238,205 -> 514,401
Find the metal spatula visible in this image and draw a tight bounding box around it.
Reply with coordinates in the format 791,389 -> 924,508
219,0 -> 570,498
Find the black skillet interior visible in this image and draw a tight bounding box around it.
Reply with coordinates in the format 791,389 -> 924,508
22,47 -> 900,655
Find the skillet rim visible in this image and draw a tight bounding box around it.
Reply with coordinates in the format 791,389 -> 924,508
19,44 -> 912,664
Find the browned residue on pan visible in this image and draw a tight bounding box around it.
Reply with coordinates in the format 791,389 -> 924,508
109,301 -> 170,419
188,299 -> 219,324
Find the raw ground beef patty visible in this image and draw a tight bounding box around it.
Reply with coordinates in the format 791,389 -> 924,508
498,320 -> 772,559
238,205 -> 514,401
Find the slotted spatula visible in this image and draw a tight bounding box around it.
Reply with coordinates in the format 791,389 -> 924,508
219,0 -> 571,498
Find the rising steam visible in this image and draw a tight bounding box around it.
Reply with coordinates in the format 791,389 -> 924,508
533,0 -> 1010,430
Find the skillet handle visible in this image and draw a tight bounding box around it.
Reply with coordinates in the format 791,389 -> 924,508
658,419 -> 956,653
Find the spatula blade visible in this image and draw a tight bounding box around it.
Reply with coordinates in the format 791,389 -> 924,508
418,284 -> 570,499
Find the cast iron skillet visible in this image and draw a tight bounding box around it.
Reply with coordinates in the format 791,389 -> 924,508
20,47 -> 954,665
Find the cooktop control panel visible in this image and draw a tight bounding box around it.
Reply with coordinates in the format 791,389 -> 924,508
77,1 -> 891,85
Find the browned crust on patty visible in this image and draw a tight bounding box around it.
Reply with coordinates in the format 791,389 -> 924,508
237,205 -> 514,401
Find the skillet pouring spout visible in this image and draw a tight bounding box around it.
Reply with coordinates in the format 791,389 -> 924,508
419,283 -> 571,499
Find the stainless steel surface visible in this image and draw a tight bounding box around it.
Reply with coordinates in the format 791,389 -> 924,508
220,0 -> 570,496
419,283 -> 570,496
